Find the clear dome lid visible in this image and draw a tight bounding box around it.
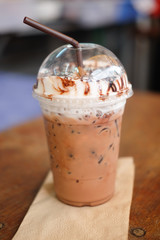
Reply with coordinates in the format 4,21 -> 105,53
35,43 -> 133,100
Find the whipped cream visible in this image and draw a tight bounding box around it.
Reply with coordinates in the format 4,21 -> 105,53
34,57 -> 132,100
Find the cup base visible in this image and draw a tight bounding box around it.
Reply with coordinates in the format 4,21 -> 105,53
56,193 -> 114,207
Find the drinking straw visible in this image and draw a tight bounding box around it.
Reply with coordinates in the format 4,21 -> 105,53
23,17 -> 83,68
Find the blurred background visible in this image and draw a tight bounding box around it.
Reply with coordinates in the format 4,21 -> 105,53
0,0 -> 160,131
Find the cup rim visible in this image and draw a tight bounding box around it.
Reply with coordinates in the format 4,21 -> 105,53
32,90 -> 131,110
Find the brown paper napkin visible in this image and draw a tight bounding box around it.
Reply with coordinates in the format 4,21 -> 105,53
12,157 -> 134,240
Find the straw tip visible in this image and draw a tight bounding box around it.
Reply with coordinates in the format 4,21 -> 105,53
23,16 -> 28,23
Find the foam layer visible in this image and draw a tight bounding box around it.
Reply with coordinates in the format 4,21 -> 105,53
34,58 -> 132,101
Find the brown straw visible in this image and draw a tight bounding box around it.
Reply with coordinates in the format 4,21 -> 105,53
23,17 -> 83,68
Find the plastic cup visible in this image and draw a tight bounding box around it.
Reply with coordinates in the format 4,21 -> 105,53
33,43 -> 133,206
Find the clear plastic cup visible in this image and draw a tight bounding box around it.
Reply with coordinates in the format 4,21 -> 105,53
33,43 -> 133,206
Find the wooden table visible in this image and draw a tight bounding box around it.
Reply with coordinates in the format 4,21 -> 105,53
0,92 -> 160,240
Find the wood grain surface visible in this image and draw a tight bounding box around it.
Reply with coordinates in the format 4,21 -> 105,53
0,91 -> 160,240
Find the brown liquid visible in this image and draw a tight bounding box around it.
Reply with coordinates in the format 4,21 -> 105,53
44,109 -> 123,206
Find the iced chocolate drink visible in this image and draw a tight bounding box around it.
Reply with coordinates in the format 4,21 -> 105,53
33,43 -> 133,206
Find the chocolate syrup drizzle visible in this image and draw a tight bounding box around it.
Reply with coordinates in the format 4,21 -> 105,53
107,81 -> 117,94
84,82 -> 90,95
60,77 -> 75,88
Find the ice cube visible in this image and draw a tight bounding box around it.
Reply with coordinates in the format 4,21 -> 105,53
90,66 -> 122,81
